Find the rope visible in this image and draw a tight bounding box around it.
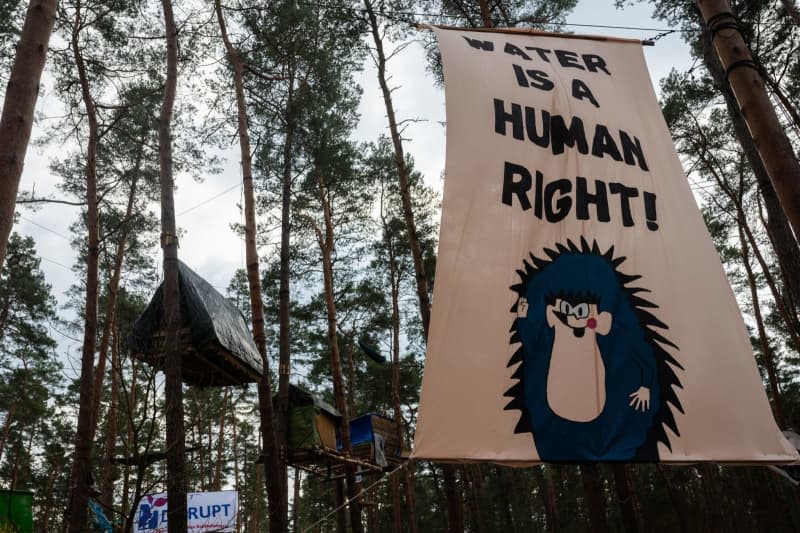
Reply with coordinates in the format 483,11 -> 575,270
300,461 -> 409,533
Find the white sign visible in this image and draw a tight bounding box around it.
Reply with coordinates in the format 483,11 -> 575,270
135,491 -> 237,532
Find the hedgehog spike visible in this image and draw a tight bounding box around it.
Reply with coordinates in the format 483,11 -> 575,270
505,382 -> 523,397
507,348 -> 524,367
618,273 -> 642,284
591,240 -> 601,255
580,236 -> 591,252
514,416 -> 533,434
532,256 -> 550,269
509,283 -> 524,294
630,296 -> 659,309
652,424 -> 669,447
566,239 -> 579,252
504,398 -> 523,411
556,242 -> 570,254
511,365 -> 524,380
510,331 -> 521,344
638,310 -> 668,329
669,396 -> 685,414
524,260 -> 536,276
603,245 -> 616,259
611,256 -> 627,268
648,331 -> 680,351
543,247 -> 560,260
628,287 -> 652,295
660,409 -> 678,434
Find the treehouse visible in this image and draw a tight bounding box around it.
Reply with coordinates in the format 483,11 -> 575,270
343,413 -> 404,468
127,261 -> 262,387
281,385 -> 407,479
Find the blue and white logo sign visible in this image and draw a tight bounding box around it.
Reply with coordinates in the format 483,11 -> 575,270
135,490 -> 237,532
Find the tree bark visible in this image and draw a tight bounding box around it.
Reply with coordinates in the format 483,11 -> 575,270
214,1 -> 287,528
611,464 -> 639,533
213,388 -> 229,490
539,465 -> 560,533
292,468 -> 301,533
67,0 -> 102,528
580,464 -> 608,533
697,0 -> 800,240
0,0 -> 58,268
100,328 -> 121,510
158,1 -> 187,531
478,0 -> 493,27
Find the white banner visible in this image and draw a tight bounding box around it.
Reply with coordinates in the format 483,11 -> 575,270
135,491 -> 237,532
411,27 -> 799,463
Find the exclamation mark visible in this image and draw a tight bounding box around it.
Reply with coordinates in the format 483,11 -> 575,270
644,192 -> 658,231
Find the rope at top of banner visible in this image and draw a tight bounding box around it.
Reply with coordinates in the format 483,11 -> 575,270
414,23 -> 657,47
300,461 -> 409,533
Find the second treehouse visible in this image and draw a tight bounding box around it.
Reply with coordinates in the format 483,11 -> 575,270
128,260 -> 406,475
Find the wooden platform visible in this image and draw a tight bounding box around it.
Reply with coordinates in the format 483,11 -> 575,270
134,328 -> 262,387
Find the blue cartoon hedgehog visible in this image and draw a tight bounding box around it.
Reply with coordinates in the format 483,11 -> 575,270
505,238 -> 683,461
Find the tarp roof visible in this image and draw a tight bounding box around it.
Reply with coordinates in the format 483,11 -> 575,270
127,261 -> 262,386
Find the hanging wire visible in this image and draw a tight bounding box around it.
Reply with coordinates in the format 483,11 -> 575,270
300,461 -> 410,533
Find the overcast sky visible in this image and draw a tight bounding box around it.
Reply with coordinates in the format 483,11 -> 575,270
11,0 -> 694,372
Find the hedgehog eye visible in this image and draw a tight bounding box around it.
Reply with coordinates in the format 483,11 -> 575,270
559,300 -> 571,315
574,303 -> 589,319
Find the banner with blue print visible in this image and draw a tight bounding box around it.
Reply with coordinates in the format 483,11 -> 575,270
135,491 -> 237,532
411,27 -> 798,463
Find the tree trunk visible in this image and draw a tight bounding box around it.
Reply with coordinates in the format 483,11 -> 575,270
611,464 -> 639,533
67,1 -> 102,528
276,69 -> 297,529
478,0 -> 493,27
0,0 -> 58,268
538,465 -> 560,533
739,210 -> 786,426
292,468 -> 301,533
213,388 -> 229,490
657,465 -> 689,533
494,466 -> 517,533
314,173 -> 362,533
89,149 -> 142,443
580,464 -> 608,533
335,478 -> 347,533
382,201 -> 417,533
699,16 -> 800,311
158,1 -> 187,531
0,401 -> 18,466
214,1 -> 287,528
697,0 -> 800,239
99,329 -> 121,510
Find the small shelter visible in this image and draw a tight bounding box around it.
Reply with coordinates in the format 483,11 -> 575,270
344,413 -> 404,468
280,385 -> 406,478
281,384 -> 341,457
128,261 -> 262,387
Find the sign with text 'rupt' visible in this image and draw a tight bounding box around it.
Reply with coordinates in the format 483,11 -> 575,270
135,491 -> 237,532
411,27 -> 798,463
